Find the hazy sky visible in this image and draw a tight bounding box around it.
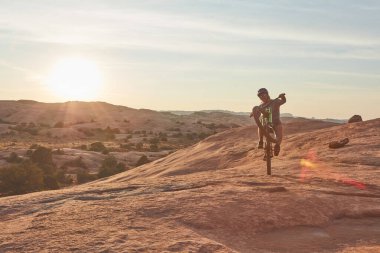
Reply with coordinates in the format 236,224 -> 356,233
0,0 -> 379,119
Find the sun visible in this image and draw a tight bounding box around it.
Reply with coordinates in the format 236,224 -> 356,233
47,57 -> 102,101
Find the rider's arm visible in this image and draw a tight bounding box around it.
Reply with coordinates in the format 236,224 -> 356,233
250,106 -> 261,118
278,94 -> 286,105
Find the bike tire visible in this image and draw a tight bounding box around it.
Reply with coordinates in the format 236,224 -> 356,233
266,141 -> 272,175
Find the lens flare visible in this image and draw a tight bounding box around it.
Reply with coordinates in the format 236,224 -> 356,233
300,149 -> 365,190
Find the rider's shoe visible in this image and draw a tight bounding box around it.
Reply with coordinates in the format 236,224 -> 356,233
257,141 -> 264,149
274,144 -> 280,156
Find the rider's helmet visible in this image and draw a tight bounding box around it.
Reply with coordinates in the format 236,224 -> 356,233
257,88 -> 268,97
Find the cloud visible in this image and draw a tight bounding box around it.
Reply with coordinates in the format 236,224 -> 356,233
1,2 -> 379,51
0,60 -> 42,82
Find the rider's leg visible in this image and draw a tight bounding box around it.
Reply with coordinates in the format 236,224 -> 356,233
252,106 -> 264,149
257,127 -> 264,148
273,123 -> 283,156
274,124 -> 283,145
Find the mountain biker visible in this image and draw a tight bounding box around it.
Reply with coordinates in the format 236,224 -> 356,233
250,88 -> 286,156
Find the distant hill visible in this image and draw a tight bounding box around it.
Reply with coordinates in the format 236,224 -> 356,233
166,110 -> 347,123
0,100 -> 253,141
163,110 -> 250,116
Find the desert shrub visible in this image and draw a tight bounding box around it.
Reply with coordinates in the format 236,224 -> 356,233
171,132 -> 183,138
0,161 -> 44,195
205,123 -> 216,130
39,123 -> 51,128
5,152 -> 23,163
25,149 -> 33,157
89,142 -> 107,152
186,133 -> 197,140
8,123 -> 40,135
120,143 -> 133,149
150,144 -> 158,152
216,124 -> 229,129
135,142 -> 143,150
100,155 -> 117,169
97,155 -> 125,178
198,132 -> 210,140
159,132 -> 168,141
160,145 -> 174,150
43,175 -> 59,190
0,118 -> 12,124
135,155 -> 149,166
27,128 -> 38,135
105,126 -> 120,134
56,169 -> 71,185
77,169 -> 97,184
54,121 -> 64,128
106,133 -> 115,140
78,128 -> 95,137
149,138 -> 159,144
31,147 -> 55,175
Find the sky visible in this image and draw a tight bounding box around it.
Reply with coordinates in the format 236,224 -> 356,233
0,0 -> 379,120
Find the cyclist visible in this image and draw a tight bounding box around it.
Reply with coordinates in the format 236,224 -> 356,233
250,88 -> 286,156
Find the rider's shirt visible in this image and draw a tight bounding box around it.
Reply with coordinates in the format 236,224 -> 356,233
258,99 -> 285,125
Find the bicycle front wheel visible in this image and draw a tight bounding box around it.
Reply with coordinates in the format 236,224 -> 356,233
266,141 -> 272,175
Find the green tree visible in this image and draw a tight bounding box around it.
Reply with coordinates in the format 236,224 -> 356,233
31,146 -> 55,175
0,161 -> 44,195
98,156 -> 125,178
44,175 -> 59,190
89,142 -> 107,152
5,152 -> 23,163
77,169 -> 97,184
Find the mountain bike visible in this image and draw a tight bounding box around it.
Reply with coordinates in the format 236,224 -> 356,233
252,98 -> 280,175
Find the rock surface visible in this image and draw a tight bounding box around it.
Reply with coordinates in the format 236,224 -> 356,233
329,138 -> 350,149
1,119 -> 379,252
348,115 -> 363,123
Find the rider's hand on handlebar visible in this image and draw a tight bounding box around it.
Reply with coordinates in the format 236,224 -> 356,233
278,93 -> 286,99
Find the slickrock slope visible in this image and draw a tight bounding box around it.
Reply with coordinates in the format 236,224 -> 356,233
1,119 -> 379,252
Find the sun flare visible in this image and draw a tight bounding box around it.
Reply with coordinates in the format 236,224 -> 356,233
47,57 -> 102,101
